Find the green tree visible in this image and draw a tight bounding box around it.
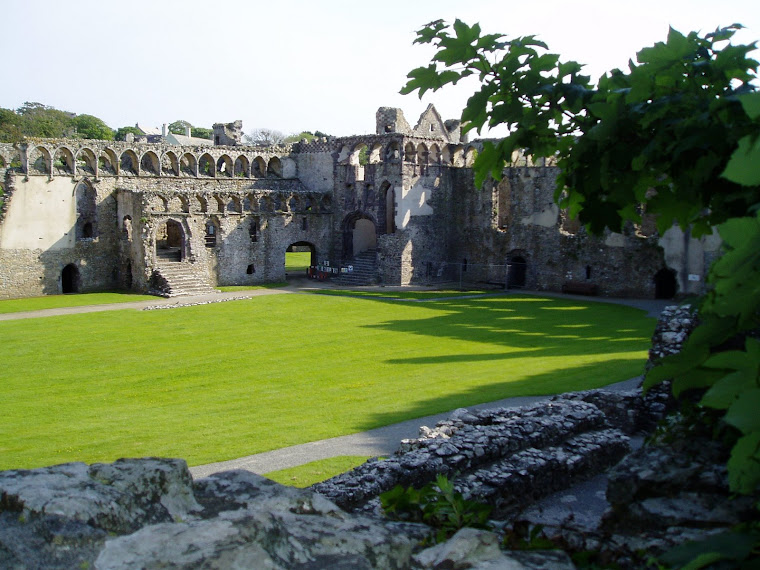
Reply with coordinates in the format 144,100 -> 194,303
402,20 -> 760,497
114,126 -> 142,141
168,120 -> 192,135
72,114 -> 114,140
191,127 -> 213,140
0,107 -> 24,142
16,102 -> 76,138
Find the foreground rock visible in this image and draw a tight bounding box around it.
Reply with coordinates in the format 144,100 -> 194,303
0,458 -> 568,569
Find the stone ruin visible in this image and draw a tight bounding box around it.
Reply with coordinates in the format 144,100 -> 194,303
1,305 -> 752,568
0,105 -> 719,300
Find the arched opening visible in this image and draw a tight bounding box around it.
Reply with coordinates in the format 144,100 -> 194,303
155,219 -> 185,262
53,147 -> 75,175
217,155 -> 233,177
61,264 -> 80,294
267,157 -> 282,177
285,241 -> 315,280
342,213 -> 377,258
140,151 -> 160,176
76,148 -> 97,176
508,256 -> 527,288
120,150 -> 138,175
28,146 -> 51,175
654,268 -> 678,299
99,150 -> 117,175
205,218 -> 219,247
198,153 -> 214,177
252,156 -> 266,177
180,153 -> 196,177
404,142 -> 416,163
161,152 -> 179,176
234,155 -> 249,177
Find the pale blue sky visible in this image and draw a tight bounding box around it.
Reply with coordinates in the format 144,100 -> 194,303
2,0 -> 759,137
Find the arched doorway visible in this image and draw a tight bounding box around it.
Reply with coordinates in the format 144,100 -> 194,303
61,264 -> 80,294
155,219 -> 185,262
654,268 -> 678,299
342,213 -> 377,258
285,241 -> 316,279
508,256 -> 527,288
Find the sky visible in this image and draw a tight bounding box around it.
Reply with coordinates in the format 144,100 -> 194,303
2,0 -> 759,138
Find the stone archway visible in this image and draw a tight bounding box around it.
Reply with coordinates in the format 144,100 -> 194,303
155,219 -> 185,262
342,213 -> 377,258
61,264 -> 80,294
285,241 -> 316,279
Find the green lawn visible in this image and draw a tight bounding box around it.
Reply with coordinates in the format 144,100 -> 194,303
285,251 -> 312,273
265,456 -> 371,487
0,292 -> 157,314
0,293 -> 655,470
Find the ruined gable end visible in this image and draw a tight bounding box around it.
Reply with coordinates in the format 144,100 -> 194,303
412,104 -> 450,141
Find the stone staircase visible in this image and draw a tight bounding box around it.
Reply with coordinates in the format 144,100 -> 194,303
332,248 -> 378,286
152,252 -> 218,297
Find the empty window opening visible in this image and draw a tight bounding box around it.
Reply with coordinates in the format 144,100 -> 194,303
585,265 -> 592,280
285,242 -> 315,279
302,217 -> 308,231
205,221 -> 217,247
462,258 -> 468,272
61,264 -> 80,294
246,264 -> 255,275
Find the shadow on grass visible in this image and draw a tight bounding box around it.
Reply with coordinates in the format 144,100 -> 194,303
353,356 -> 646,433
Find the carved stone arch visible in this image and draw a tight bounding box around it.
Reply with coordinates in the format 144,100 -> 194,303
450,145 -> 464,167
428,143 -> 441,164
259,194 -> 273,212
336,145 -> 351,164
267,156 -> 282,177
149,194 -> 168,212
464,146 -> 478,167
155,217 -> 187,261
140,151 -> 160,176
369,142 -> 383,164
180,153 -> 197,177
196,194 -> 208,213
234,155 -> 250,178
341,211 -> 377,257
161,151 -> 179,176
320,194 -> 332,212
208,194 -> 224,213
252,156 -> 266,177
75,148 -> 97,176
385,141 -> 400,162
28,145 -> 51,175
168,194 -> 188,213
404,142 -> 416,163
287,195 -> 299,213
99,149 -> 117,175
120,149 -> 139,175
227,195 -> 242,213
416,142 -> 429,165
53,147 -> 75,175
216,154 -> 233,177
198,153 -> 214,177
273,193 -> 284,211
243,193 -> 257,212
350,142 -> 368,166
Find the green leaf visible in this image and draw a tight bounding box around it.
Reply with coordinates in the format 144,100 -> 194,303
727,431 -> 760,493
739,91 -> 760,120
725,388 -> 760,434
722,133 -> 760,186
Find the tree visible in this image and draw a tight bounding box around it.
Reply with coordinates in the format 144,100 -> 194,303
114,126 -> 142,141
191,127 -> 213,140
244,128 -> 286,146
402,20 -> 760,498
168,120 -> 192,135
16,102 -> 76,138
72,114 -> 114,140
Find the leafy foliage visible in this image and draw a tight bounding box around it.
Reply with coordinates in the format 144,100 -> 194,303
403,19 -> 760,499
0,102 -> 115,142
380,474 -> 492,543
114,126 -> 142,141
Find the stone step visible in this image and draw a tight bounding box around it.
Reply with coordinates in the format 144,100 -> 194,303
152,263 -> 218,297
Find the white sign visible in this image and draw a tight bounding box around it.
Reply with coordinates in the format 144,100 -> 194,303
688,274 -> 700,282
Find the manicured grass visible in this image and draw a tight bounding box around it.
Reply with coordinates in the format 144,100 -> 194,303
0,293 -> 655,470
265,456 -> 371,487
312,289 -> 494,300
285,251 -> 311,272
0,292 -> 157,314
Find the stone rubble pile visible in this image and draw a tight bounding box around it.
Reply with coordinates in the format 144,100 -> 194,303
314,397 -> 643,516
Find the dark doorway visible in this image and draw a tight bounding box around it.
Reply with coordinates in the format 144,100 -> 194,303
61,264 -> 80,294
654,268 -> 678,299
285,241 -> 316,280
508,256 -> 527,288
